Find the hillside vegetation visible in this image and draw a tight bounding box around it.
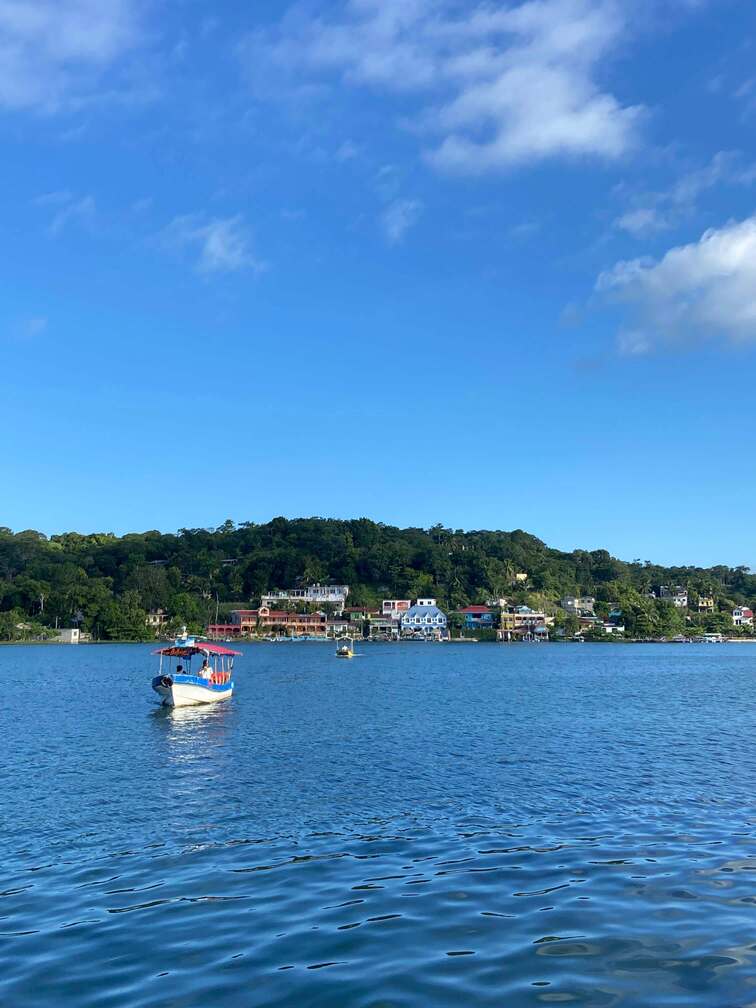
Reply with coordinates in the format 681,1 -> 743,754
0,518 -> 752,640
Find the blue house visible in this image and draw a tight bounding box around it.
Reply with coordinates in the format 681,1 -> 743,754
401,598 -> 448,639
458,606 -> 495,630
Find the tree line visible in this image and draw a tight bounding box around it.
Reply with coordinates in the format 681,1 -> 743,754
0,518 -> 753,641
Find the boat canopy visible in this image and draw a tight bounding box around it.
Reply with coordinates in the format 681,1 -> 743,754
153,641 -> 243,658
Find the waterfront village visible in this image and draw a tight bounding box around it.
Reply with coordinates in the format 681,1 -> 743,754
124,581 -> 754,645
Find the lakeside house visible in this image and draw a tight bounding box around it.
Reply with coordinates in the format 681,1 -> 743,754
400,599 -> 448,639
602,622 -> 626,635
457,605 -> 495,630
368,614 -> 398,639
498,606 -> 548,641
382,600 -> 411,621
326,618 -> 351,637
54,628 -> 81,644
208,608 -> 320,637
697,596 -> 715,612
231,609 -> 259,634
343,606 -> 378,624
732,606 -> 753,627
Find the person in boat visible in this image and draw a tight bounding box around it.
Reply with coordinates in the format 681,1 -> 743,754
176,664 -> 184,675
200,659 -> 213,680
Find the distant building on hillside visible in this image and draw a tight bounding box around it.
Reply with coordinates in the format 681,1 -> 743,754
697,596 -> 715,612
261,584 -> 349,614
561,596 -> 596,616
401,599 -> 448,639
732,606 -> 753,627
660,586 -> 688,608
145,609 -> 169,632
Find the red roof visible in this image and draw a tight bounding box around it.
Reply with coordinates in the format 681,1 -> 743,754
459,606 -> 492,614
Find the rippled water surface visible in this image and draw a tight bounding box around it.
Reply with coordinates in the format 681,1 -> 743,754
2,642 -> 756,1007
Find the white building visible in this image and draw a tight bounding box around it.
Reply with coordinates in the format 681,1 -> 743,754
382,600 -> 411,621
261,583 -> 349,614
732,606 -> 753,627
660,586 -> 688,608
401,599 -> 448,639
561,596 -> 596,615
603,622 -> 625,635
55,628 -> 80,644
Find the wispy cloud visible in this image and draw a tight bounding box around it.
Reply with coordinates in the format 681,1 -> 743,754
240,0 -> 643,173
161,214 -> 266,274
615,206 -> 669,237
34,191 -> 96,235
5,316 -> 48,342
27,316 -> 48,335
0,0 -> 142,111
380,198 -> 423,244
614,151 -> 756,237
597,215 -> 756,351
335,139 -> 361,161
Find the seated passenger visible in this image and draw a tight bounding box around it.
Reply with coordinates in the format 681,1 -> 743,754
200,659 -> 213,680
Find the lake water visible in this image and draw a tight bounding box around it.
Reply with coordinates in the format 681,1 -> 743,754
2,642 -> 756,1007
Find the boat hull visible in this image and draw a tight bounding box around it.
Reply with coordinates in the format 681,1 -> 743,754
152,674 -> 233,707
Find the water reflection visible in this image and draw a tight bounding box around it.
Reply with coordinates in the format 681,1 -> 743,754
150,701 -> 235,769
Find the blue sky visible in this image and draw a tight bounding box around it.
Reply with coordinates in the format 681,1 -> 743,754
2,0 -> 756,567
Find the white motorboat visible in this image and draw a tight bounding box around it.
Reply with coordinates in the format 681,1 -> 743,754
151,632 -> 242,707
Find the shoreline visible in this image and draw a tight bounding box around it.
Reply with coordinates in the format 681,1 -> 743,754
4,637 -> 756,647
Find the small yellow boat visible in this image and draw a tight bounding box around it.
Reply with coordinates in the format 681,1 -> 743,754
336,639 -> 355,658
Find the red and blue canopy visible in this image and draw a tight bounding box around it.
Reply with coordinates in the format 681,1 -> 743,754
154,641 -> 242,657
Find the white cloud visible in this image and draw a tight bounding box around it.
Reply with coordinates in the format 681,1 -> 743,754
597,215 -> 756,350
240,0 -> 643,173
162,214 -> 265,274
0,0 -> 140,110
380,198 -> 422,244
614,151 -> 756,237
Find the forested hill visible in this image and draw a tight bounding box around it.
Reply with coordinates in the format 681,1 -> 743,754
0,518 -> 753,640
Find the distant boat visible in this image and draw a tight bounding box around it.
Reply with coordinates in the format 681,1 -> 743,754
151,630 -> 242,707
336,638 -> 355,658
